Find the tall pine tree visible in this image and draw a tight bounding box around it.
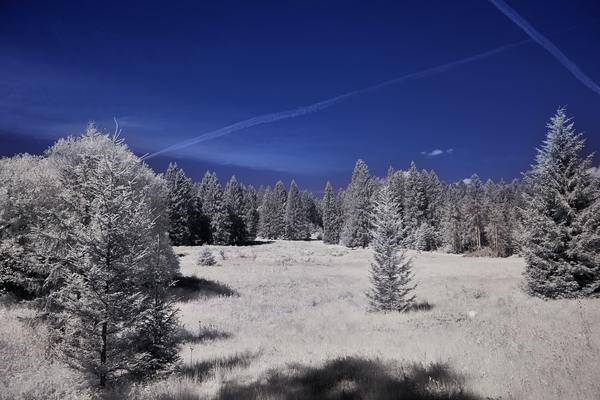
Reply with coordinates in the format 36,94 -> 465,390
224,176 -> 247,245
522,108 -> 600,298
164,163 -> 192,246
284,180 -> 308,240
322,181 -> 342,244
341,159 -> 373,248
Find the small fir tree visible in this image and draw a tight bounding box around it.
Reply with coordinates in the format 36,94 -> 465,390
367,183 -> 416,312
197,247 -> 217,266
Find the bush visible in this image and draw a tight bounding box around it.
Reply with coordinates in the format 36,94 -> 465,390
197,248 -> 217,266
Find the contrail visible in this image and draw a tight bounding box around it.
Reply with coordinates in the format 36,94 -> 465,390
489,0 -> 600,96
143,39 -> 530,160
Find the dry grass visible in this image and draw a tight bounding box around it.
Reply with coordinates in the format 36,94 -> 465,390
0,302 -> 93,400
2,240 -> 600,399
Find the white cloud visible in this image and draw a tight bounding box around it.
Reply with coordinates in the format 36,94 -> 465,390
421,149 -> 444,157
420,148 -> 454,157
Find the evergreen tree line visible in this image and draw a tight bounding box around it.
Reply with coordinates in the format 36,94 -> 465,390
321,159 -> 523,258
164,166 -> 323,244
164,165 -> 260,246
0,126 -> 179,386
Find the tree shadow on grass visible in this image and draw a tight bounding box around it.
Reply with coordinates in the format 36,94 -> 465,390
171,275 -> 239,302
406,300 -> 434,312
216,356 -> 482,400
178,352 -> 258,382
241,240 -> 275,246
177,325 -> 233,344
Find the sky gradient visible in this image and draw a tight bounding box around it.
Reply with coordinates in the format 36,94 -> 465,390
1,0 -> 599,189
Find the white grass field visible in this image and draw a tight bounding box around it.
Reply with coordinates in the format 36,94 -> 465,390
2,239 -> 600,399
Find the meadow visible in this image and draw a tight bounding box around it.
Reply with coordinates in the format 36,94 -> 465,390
2,239 -> 600,399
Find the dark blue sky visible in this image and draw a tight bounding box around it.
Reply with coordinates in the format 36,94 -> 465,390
1,0 -> 599,190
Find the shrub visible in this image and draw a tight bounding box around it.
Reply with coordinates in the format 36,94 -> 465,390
198,248 -> 217,266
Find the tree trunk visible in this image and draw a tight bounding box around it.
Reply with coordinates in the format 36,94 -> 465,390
100,320 -> 107,387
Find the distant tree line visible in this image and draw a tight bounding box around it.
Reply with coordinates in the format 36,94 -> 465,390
163,167 -> 322,245
166,150 -> 523,258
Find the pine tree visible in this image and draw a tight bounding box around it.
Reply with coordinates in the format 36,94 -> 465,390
464,174 -> 486,251
45,126 -> 179,386
341,159 -> 374,248
522,108 -> 600,298
199,172 -> 232,244
284,180 -> 308,240
188,188 -> 211,245
224,176 -> 247,245
403,162 -> 427,248
322,181 -> 342,244
367,183 -> 416,312
419,170 -> 444,250
301,190 -> 321,237
387,167 -> 405,219
484,180 -> 516,257
164,163 -> 193,245
242,185 -> 260,242
131,233 -> 180,378
258,186 -> 276,239
258,182 -> 286,239
210,189 -> 232,245
442,182 -> 468,253
197,247 -> 217,266
273,181 -> 287,238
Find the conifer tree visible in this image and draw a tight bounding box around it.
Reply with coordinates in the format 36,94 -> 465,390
258,186 -> 277,239
442,182 -> 468,253
188,187 -> 211,245
403,162 -> 427,248
210,188 -> 232,245
242,185 -> 260,242
301,190 -> 321,236
224,176 -> 247,245
164,163 -> 193,245
273,180 -> 287,238
199,172 -> 232,244
45,127 -> 179,386
387,167 -> 405,218
465,174 -> 486,251
341,159 -> 373,248
256,185 -> 267,205
522,108 -> 600,298
484,180 -> 516,257
367,183 -> 416,312
284,180 -> 307,240
322,181 -> 342,244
